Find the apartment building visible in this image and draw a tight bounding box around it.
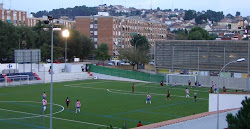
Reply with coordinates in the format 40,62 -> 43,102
0,3 -> 27,26
27,16 -> 76,28
75,16 -> 168,55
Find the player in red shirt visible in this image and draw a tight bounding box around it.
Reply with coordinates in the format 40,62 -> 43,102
132,83 -> 135,93
137,121 -> 143,127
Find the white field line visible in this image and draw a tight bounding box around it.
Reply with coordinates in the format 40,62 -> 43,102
67,80 -> 211,93
135,84 -> 213,93
107,89 -> 208,100
0,108 -> 117,128
65,85 -> 208,100
0,101 -> 64,120
64,80 -> 133,86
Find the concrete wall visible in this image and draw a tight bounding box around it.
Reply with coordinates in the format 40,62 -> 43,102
209,93 -> 250,112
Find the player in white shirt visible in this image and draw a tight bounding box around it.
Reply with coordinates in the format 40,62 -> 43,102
146,93 -> 151,104
42,99 -> 47,111
75,100 -> 81,113
185,88 -> 190,98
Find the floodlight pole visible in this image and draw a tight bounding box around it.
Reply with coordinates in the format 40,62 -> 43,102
62,29 -> 69,72
49,16 -> 54,129
65,37 -> 67,71
217,58 -> 245,129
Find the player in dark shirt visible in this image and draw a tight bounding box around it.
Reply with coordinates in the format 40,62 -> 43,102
166,89 -> 171,100
65,97 -> 70,109
160,81 -> 164,87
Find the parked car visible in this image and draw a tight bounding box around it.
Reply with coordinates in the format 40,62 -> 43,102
108,61 -> 115,66
120,61 -> 130,65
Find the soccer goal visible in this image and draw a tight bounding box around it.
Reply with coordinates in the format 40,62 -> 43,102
3,75 -> 29,86
166,74 -> 196,86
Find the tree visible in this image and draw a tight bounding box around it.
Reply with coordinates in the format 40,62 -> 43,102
119,35 -> 150,70
95,43 -> 110,61
236,11 -> 241,17
17,26 -> 38,49
130,34 -> 150,51
184,10 -> 196,20
195,14 -> 207,24
226,97 -> 250,129
67,29 -> 94,60
226,13 -> 234,19
205,10 -> 224,22
172,29 -> 188,40
0,21 -> 19,62
188,27 -> 210,40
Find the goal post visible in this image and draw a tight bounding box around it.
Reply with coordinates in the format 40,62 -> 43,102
4,75 -> 30,86
166,74 -> 196,86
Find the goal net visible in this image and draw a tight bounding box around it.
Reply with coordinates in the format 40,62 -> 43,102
1,75 -> 29,86
166,74 -> 196,86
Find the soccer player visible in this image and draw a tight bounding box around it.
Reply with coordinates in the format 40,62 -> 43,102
211,81 -> 214,88
160,81 -> 164,87
75,99 -> 81,113
137,121 -> 143,127
166,89 -> 171,100
194,91 -> 197,102
132,83 -> 135,93
194,81 -> 197,88
65,97 -> 70,109
223,86 -> 226,92
43,92 -> 46,99
210,87 -> 213,93
185,88 -> 190,98
188,80 -> 191,88
146,93 -> 151,104
42,99 -> 47,111
214,84 -> 218,93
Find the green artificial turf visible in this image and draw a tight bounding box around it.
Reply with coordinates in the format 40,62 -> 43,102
0,79 -> 210,129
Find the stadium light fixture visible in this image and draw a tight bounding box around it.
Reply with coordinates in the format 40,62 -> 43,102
217,58 -> 245,129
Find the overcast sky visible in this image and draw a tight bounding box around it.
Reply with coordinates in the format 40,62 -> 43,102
2,0 -> 250,16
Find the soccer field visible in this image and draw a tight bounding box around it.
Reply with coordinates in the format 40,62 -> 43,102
0,79 -> 210,129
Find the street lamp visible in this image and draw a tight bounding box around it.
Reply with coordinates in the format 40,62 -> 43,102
62,29 -> 69,72
216,58 -> 245,129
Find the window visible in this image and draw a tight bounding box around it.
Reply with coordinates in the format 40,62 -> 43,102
94,31 -> 98,35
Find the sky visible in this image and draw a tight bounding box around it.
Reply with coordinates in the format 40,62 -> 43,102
2,0 -> 250,17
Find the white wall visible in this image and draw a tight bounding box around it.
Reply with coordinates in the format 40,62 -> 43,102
209,93 -> 250,112
0,63 -> 18,73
